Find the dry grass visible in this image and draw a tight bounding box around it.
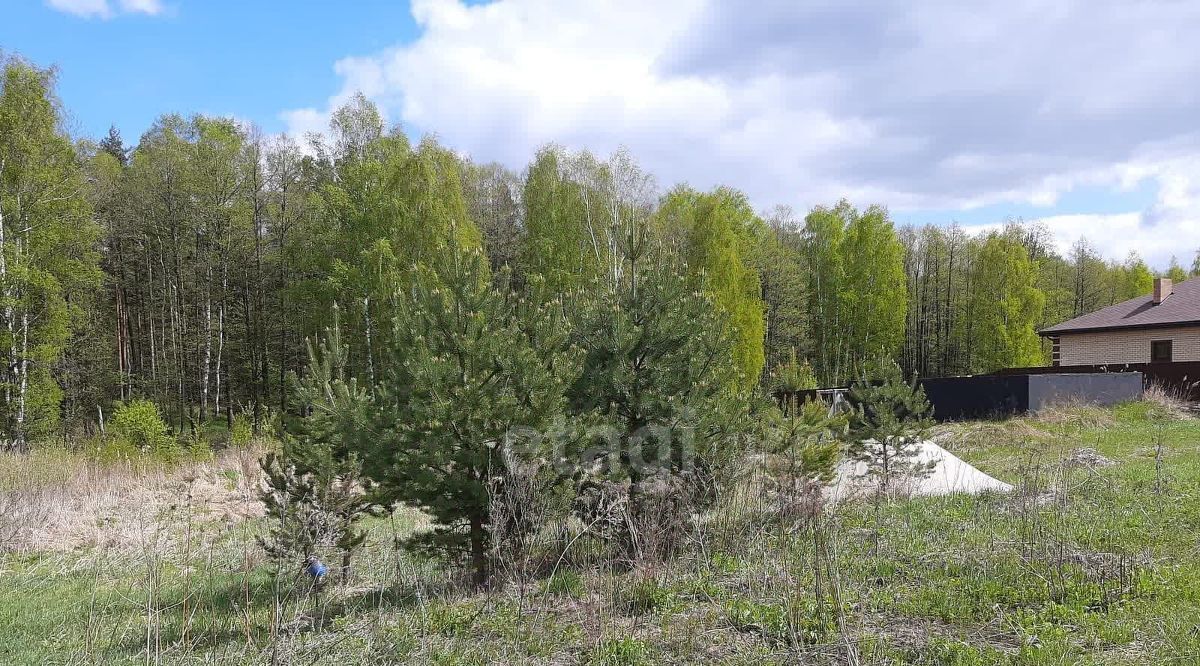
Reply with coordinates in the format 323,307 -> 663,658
1143,382 -> 1194,419
0,443 -> 265,553
1029,399 -> 1117,428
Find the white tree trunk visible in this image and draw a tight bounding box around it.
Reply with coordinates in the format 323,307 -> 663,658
363,296 -> 376,389
201,267 -> 212,419
0,175 -> 10,415
16,307 -> 28,450
214,299 -> 225,419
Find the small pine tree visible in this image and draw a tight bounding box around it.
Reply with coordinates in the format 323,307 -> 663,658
845,359 -> 934,496
564,250 -> 749,560
771,399 -> 844,484
769,347 -> 818,394
566,252 -> 743,487
362,237 -> 577,584
766,396 -> 847,636
257,449 -> 377,581
259,312 -> 382,581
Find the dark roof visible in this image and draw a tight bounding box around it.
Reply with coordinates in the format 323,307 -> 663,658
1041,278 -> 1200,335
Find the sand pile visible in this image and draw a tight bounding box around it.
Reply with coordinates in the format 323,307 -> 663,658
828,440 -> 1013,503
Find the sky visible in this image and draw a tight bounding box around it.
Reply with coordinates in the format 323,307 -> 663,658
4,0 -> 1199,269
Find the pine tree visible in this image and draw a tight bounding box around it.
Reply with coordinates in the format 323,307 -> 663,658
768,397 -> 845,504
360,236 -> 577,584
769,347 -> 818,394
567,246 -> 743,487
263,311 -> 382,581
98,125 -> 128,167
846,359 -> 934,496
566,248 -> 746,558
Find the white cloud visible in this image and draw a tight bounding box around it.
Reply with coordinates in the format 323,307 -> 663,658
118,0 -> 162,15
46,0 -> 162,19
283,0 -> 1200,268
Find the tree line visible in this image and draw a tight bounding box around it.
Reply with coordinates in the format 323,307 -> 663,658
2,55 -> 1196,448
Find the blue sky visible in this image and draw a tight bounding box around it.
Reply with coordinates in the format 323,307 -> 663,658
4,0 -> 1200,268
2,1 -> 419,138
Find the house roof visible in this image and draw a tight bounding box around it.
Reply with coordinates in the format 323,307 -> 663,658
1041,278 -> 1200,335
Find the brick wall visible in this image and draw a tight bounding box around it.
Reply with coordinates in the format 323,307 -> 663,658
1057,325 -> 1200,365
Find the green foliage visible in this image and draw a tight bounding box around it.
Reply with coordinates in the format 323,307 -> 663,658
1117,251 -> 1154,301
969,230 -> 1045,372
768,398 -> 845,486
230,414 -> 253,447
658,185 -> 766,390
566,250 -> 744,487
109,399 -> 177,460
752,210 -> 809,380
769,347 -> 818,393
589,637 -> 651,666
1166,256 -> 1187,282
543,569 -> 585,597
257,447 -> 376,578
724,597 -> 832,646
0,56 -> 101,446
846,359 -> 934,494
355,236 -> 578,584
301,94 -> 483,388
841,205 -> 907,377
803,201 -> 905,385
519,147 -> 652,296
519,146 -> 596,292
620,577 -> 676,615
263,316 -> 382,575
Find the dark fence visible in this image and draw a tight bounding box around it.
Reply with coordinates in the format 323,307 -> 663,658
919,374 -> 1029,420
995,361 -> 1200,399
775,371 -> 1146,421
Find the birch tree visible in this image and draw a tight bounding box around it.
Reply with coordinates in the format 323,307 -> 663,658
0,57 -> 100,447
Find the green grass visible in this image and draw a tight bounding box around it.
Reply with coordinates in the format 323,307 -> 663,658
3,400 -> 1200,664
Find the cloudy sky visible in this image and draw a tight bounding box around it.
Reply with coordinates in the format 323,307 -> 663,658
6,0 -> 1200,267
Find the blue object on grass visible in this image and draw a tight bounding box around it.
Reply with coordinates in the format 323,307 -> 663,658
304,555 -> 328,580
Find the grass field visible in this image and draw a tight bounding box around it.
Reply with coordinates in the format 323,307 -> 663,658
2,398 -> 1199,665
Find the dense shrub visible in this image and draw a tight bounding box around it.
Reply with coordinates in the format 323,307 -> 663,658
108,400 -> 179,461
769,347 -> 818,393
230,413 -> 254,446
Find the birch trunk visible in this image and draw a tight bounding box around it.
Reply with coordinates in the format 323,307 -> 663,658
201,266 -> 212,421
364,296 -> 376,389
214,300 -> 224,419
0,167 -> 10,417
16,307 -> 28,452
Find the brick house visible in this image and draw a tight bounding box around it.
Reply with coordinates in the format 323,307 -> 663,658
1040,277 -> 1200,366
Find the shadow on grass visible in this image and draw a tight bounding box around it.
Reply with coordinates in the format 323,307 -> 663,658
94,569 -> 439,660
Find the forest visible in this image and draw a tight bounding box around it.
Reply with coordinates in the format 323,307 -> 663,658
11,46 -> 1200,666
1,54 -> 1195,449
